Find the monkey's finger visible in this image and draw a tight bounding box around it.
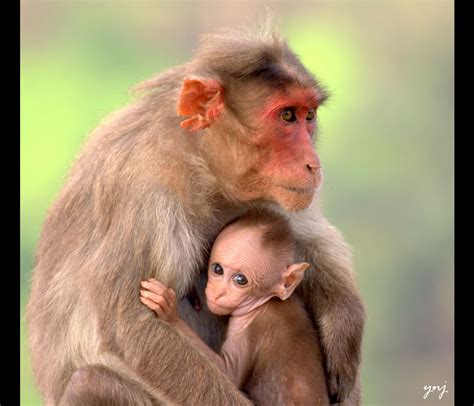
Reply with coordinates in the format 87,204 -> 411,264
143,282 -> 176,307
163,288 -> 177,307
141,280 -> 169,296
140,297 -> 167,319
167,288 -> 177,301
140,295 -> 156,310
166,288 -> 178,307
141,284 -> 171,307
149,282 -> 177,307
141,290 -> 171,310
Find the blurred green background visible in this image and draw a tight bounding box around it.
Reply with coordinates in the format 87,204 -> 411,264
20,1 -> 454,405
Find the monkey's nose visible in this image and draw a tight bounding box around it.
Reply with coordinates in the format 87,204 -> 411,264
308,164 -> 323,188
307,164 -> 321,173
213,289 -> 225,300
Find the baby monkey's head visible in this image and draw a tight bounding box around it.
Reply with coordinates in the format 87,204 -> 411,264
205,209 -> 310,316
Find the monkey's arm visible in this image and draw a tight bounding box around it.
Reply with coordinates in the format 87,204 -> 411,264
140,279 -> 247,386
173,318 -> 229,374
294,212 -> 366,404
140,279 -> 234,379
118,289 -> 252,404
117,306 -> 253,405
159,318 -> 245,389
164,318 -> 247,389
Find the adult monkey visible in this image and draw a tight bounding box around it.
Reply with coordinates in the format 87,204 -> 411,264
26,28 -> 365,405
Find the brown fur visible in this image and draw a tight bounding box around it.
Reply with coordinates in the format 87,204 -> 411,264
244,296 -> 329,405
26,27 -> 365,405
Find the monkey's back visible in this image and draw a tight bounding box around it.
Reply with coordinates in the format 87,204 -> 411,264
243,296 -> 329,406
24,93 -> 210,403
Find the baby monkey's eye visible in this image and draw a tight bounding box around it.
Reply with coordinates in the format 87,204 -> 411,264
233,274 -> 248,286
281,108 -> 297,123
212,263 -> 224,275
306,109 -> 316,121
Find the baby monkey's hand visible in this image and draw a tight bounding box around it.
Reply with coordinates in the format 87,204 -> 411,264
140,279 -> 179,323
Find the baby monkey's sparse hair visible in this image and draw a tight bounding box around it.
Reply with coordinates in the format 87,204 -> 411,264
226,209 -> 296,258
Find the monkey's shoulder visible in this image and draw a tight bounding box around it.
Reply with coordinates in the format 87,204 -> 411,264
249,296 -> 318,346
243,296 -> 326,400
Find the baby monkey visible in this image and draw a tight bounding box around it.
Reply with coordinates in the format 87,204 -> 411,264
140,209 -> 329,405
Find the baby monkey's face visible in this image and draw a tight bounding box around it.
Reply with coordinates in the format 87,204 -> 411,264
205,223 -> 290,316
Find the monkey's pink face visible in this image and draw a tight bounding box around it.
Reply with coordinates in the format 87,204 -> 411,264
177,79 -> 323,212
204,225 -> 282,316
242,87 -> 323,211
205,263 -> 253,316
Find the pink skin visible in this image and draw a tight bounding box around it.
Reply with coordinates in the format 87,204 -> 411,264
140,222 -> 309,330
259,87 -> 322,186
252,88 -> 324,210
178,79 -> 323,211
204,223 -> 287,318
177,78 -> 224,131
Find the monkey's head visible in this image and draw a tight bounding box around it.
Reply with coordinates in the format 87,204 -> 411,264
204,208 -> 310,316
177,31 -> 327,212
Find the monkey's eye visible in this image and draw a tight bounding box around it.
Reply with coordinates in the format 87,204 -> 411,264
281,108 -> 297,123
306,109 -> 316,121
212,263 -> 224,275
232,274 -> 248,286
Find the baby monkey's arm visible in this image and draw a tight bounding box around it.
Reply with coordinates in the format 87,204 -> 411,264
140,279 -> 231,378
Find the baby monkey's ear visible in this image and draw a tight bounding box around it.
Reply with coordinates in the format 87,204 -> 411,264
276,262 -> 311,301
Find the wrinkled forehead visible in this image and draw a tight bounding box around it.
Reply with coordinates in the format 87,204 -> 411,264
211,224 -> 279,288
212,224 -> 274,270
211,223 -> 293,281
212,223 -> 264,257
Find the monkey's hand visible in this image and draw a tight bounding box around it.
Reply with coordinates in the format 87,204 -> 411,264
140,279 -> 179,324
320,299 -> 365,404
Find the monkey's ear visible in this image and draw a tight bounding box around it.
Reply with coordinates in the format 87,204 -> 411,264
276,262 -> 310,301
177,78 -> 224,132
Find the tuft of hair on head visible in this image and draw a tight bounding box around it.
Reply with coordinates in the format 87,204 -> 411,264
192,24 -> 324,95
132,20 -> 328,106
229,208 -> 296,257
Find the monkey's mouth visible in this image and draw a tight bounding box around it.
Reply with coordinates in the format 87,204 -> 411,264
207,300 -> 230,310
279,185 -> 315,195
206,300 -> 234,315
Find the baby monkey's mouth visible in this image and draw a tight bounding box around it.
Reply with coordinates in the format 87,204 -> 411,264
206,300 -> 234,311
